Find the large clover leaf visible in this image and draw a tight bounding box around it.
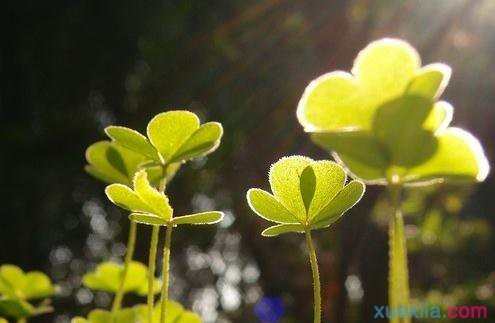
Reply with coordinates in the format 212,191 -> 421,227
297,38 -> 489,185
82,261 -> 160,296
246,156 -> 365,237
71,301 -> 200,323
106,170 -> 224,227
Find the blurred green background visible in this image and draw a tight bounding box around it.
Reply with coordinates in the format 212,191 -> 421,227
2,0 -> 494,322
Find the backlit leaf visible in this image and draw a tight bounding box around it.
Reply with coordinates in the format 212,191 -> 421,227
169,122 -> 223,163
246,189 -> 298,224
105,126 -> 160,161
133,170 -> 173,220
171,211 -> 224,225
147,111 -> 199,163
261,224 -> 305,237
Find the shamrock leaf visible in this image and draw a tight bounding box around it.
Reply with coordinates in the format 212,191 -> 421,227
297,38 -> 489,185
85,141 -> 170,186
0,265 -> 55,301
147,110 -> 223,164
82,261 -> 161,296
72,301 -> 201,323
106,170 -> 224,227
246,156 -> 365,237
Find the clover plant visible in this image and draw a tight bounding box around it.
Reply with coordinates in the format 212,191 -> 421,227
246,156 -> 365,323
297,38 -> 490,322
0,265 -> 55,322
84,110 -> 223,322
82,261 -> 161,297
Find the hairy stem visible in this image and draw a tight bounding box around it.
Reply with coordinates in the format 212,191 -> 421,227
112,220 -> 137,312
388,184 -> 410,323
160,225 -> 173,323
305,230 -> 321,323
147,225 -> 160,322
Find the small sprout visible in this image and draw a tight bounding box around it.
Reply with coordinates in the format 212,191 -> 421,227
0,265 -> 55,320
71,301 -> 200,323
82,261 -> 161,297
247,156 -> 365,236
106,170 -> 224,227
297,38 -> 489,185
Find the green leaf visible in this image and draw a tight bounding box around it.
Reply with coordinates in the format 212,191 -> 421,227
300,165 -> 316,214
169,122 -> 223,163
171,211 -> 224,225
246,189 -> 298,224
147,110 -> 199,163
261,224 -> 305,237
105,126 -> 161,162
269,156 -> 312,221
305,161 -> 346,220
105,184 -> 154,214
133,170 -> 173,220
372,95 -> 437,168
311,180 -> 365,228
85,141 -> 147,185
82,261 -> 160,296
404,128 -> 490,183
298,38 -> 489,185
311,131 -> 388,183
406,63 -> 450,99
0,265 -> 55,301
129,213 -> 169,226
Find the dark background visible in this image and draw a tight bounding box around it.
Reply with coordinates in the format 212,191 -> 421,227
2,0 -> 494,322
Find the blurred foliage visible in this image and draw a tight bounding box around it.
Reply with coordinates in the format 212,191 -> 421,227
3,0 -> 495,322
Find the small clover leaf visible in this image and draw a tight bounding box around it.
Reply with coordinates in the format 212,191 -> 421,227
147,110 -> 223,164
0,265 -> 55,301
247,156 -> 365,236
106,170 -> 224,227
82,261 -> 161,297
297,38 -> 489,185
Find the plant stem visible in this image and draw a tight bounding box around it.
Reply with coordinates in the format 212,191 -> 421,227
112,220 -> 137,312
159,225 -> 173,323
147,225 -> 160,322
305,229 -> 321,323
388,184 -> 410,323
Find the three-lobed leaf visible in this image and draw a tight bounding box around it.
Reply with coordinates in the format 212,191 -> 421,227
82,261 -> 160,296
297,38 -> 489,185
247,156 -> 365,237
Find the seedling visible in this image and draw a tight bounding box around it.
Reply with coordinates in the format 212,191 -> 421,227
0,265 -> 55,322
297,38 -> 489,322
246,156 -> 365,323
106,170 -> 223,322
84,110 -> 224,322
